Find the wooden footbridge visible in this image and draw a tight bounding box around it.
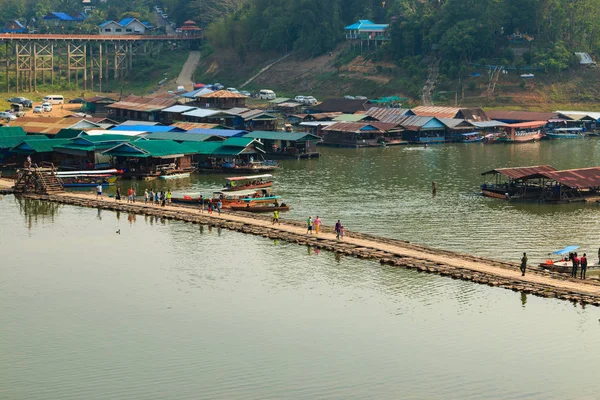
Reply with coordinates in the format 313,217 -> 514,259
3,179 -> 600,307
13,162 -> 64,194
0,33 -> 202,93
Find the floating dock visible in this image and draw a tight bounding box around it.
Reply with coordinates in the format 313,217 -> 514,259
9,188 -> 600,307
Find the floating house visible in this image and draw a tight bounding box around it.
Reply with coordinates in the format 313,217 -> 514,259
321,122 -> 386,147
103,139 -> 195,179
485,110 -> 557,123
53,134 -> 136,169
398,116 -> 446,144
481,165 -> 600,202
411,106 -> 489,122
243,131 -> 321,159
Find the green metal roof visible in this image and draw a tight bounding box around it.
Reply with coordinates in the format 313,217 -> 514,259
145,132 -> 218,142
76,134 -> 138,143
221,137 -> 255,147
54,129 -> 85,139
0,135 -> 30,149
243,131 -> 321,141
182,141 -> 223,154
11,138 -> 70,154
103,140 -> 194,158
0,126 -> 26,138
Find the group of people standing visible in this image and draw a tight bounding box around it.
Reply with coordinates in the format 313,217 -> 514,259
113,187 -> 172,207
304,216 -> 345,240
569,252 -> 588,279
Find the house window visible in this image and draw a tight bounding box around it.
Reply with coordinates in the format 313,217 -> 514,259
115,28 -> 122,32
126,28 -> 132,32
104,28 -> 111,32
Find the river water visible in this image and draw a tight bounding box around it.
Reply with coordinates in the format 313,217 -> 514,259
2,141 -> 600,399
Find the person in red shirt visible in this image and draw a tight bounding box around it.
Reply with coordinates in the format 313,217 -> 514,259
580,253 -> 588,279
571,252 -> 579,278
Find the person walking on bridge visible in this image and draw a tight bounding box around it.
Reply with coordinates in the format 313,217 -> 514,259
335,220 -> 342,240
307,216 -> 313,234
314,216 -> 322,234
520,252 -> 527,276
580,253 -> 588,279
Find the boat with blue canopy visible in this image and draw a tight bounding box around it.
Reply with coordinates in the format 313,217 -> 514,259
545,128 -> 585,139
538,245 -> 599,273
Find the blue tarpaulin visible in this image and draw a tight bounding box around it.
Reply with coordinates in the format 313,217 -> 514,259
552,246 -> 580,255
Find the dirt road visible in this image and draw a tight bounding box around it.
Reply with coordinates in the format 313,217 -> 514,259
175,51 -> 201,91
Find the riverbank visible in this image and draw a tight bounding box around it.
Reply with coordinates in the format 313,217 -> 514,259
15,189 -> 600,307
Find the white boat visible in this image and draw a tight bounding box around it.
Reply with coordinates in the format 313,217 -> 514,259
55,169 -> 118,176
159,172 -> 191,180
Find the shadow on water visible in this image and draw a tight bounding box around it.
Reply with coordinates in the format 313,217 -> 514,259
12,196 -> 62,229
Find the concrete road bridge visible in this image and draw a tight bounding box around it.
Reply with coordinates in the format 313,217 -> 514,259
0,33 -> 202,93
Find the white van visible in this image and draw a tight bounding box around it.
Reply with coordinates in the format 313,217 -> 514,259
43,95 -> 64,105
258,89 -> 276,100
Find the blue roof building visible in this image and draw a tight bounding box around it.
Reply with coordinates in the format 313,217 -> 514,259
98,17 -> 153,35
344,19 -> 390,42
43,12 -> 87,23
2,20 -> 27,33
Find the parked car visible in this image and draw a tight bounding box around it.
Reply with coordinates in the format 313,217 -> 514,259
294,95 -> 306,103
343,95 -> 355,100
355,96 -> 367,100
7,97 -> 27,104
226,87 -> 239,93
259,89 -> 276,100
0,111 -> 17,121
33,105 -> 43,114
213,83 -> 224,90
239,90 -> 251,97
42,102 -> 53,112
69,97 -> 84,104
303,96 -> 318,105
22,99 -> 32,108
10,103 -> 25,117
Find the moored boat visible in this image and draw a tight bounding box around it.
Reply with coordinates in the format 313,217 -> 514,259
230,204 -> 290,213
171,189 -> 281,208
545,128 -> 585,139
538,245 -> 599,273
223,174 -> 274,191
59,174 -> 117,188
496,121 -> 546,143
159,172 -> 191,180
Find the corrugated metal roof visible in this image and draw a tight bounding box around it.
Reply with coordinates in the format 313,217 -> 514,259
439,118 -> 472,129
243,131 -> 321,141
332,114 -> 369,122
107,95 -> 177,112
187,128 -> 246,137
103,140 -> 193,158
364,107 -> 410,121
118,120 -> 161,126
199,90 -> 247,99
227,107 -> 251,115
411,106 -> 460,119
398,116 -> 444,130
221,137 -> 255,147
239,110 -> 277,120
171,122 -> 220,130
308,112 -> 343,121
8,117 -> 92,135
161,105 -> 197,113
485,110 -> 558,122
0,135 -> 30,149
308,99 -> 369,114
322,122 -> 384,133
555,111 -> 600,121
11,138 -> 70,153
379,114 -> 410,124
182,109 -> 220,118
111,125 -> 183,133
481,165 -> 557,179
541,167 -> 600,189
471,120 -> 507,128
144,132 -> 217,142
0,126 -> 26,137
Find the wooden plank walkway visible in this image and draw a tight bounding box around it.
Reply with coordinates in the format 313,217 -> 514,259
14,189 -> 600,306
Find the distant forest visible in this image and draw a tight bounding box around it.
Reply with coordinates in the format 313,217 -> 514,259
4,0 -> 600,74
178,0 -> 600,73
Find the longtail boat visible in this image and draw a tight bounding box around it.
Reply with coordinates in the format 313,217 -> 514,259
230,204 -> 290,213
223,174 -> 274,191
171,189 -> 280,208
61,174 -> 117,187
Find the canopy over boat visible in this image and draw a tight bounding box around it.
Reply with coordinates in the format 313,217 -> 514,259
213,189 -> 264,196
552,245 -> 580,255
55,169 -> 118,176
225,174 -> 273,181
